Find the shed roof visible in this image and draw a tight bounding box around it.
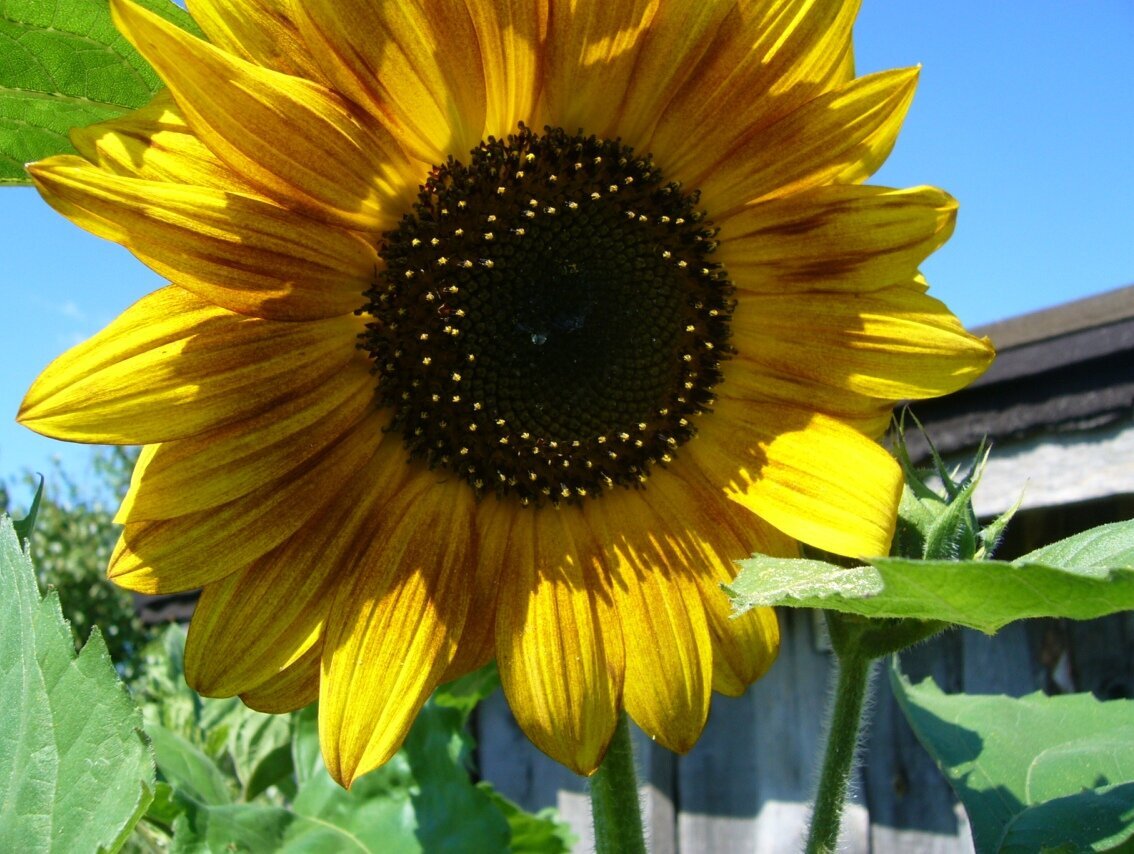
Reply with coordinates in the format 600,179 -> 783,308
906,284 -> 1134,458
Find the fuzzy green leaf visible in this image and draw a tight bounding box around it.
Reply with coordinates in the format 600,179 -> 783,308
0,515 -> 154,852
729,522 -> 1134,634
0,0 -> 200,184
891,667 -> 1134,852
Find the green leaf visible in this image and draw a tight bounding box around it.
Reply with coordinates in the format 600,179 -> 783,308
0,514 -> 154,852
479,785 -> 577,854
11,476 -> 42,542
285,701 -> 513,853
228,709 -> 294,800
891,666 -> 1134,852
403,704 -> 512,852
169,796 -> 372,854
146,721 -> 233,807
999,783 -> 1134,853
1019,520 -> 1134,569
0,0 -> 201,185
728,521 -> 1134,634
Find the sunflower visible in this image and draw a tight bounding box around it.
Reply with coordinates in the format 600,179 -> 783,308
19,0 -> 993,785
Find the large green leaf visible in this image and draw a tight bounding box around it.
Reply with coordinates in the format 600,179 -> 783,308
0,515 -> 154,852
0,0 -> 200,184
728,521 -> 1134,634
891,667 -> 1134,852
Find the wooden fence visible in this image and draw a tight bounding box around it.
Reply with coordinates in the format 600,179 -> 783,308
477,606 -> 1134,852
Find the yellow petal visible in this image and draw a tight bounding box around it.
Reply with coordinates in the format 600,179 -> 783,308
647,469 -> 788,695
108,410 -> 387,594
29,158 -> 377,321
720,185 -> 957,294
70,92 -> 255,191
691,403 -> 903,557
184,430 -> 400,696
468,0 -> 547,140
320,476 -> 475,788
111,0 -> 417,232
699,68 -> 919,218
496,508 -> 623,776
19,287 -> 361,444
185,0 -> 326,81
584,492 -> 713,754
294,0 -> 487,164
540,0 -> 659,140
119,354 -> 372,521
734,284 -> 996,401
602,2 -> 733,150
240,644 -> 321,714
647,0 -> 859,180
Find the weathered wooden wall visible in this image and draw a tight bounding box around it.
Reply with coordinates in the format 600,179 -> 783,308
477,603 -> 1134,853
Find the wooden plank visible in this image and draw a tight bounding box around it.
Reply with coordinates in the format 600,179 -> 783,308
676,609 -> 871,852
864,633 -> 971,852
475,687 -> 678,851
475,608 -> 1133,851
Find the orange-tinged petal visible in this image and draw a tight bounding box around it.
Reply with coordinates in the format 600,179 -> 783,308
184,429 -> 399,696
108,410 -> 387,594
690,403 -> 904,557
241,644 -> 321,714
540,0 -> 659,140
441,497 -> 513,683
28,158 -> 377,321
186,0 -> 325,81
648,0 -> 859,180
734,284 -> 996,401
699,68 -> 919,218
720,185 -> 957,294
719,355 -> 896,440
496,508 -> 623,775
585,492 -> 713,754
320,476 -> 475,788
119,353 -> 373,521
18,287 -> 361,445
111,0 -> 418,232
468,0 -> 547,140
295,0 -> 487,165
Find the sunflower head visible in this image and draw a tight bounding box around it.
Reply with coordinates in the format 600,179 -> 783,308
363,123 -> 734,505
20,0 -> 993,786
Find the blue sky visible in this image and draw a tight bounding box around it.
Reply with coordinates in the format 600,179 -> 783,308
2,0 -> 1132,493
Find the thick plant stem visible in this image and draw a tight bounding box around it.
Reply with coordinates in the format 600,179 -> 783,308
805,649 -> 875,854
590,712 -> 647,854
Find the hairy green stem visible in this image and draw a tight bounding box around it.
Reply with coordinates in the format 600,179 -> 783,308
805,649 -> 875,854
590,712 -> 647,854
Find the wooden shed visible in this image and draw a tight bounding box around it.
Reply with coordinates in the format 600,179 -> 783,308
476,284 -> 1134,852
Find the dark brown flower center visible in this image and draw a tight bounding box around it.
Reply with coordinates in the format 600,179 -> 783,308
361,125 -> 733,505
